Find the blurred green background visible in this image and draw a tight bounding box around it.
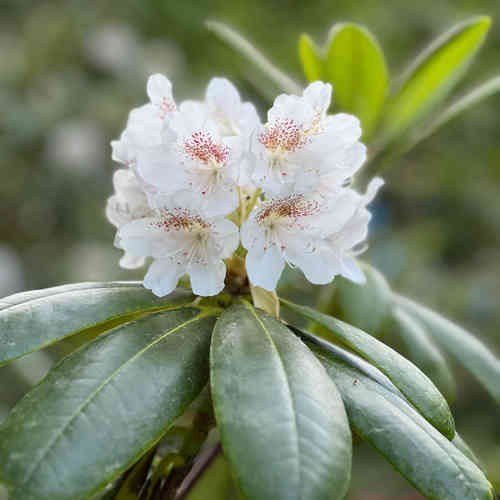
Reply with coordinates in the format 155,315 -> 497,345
0,1 -> 499,498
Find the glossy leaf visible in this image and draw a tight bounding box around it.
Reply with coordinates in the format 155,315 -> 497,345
205,20 -> 301,95
0,282 -> 194,366
280,298 -> 455,438
391,306 -> 456,401
335,262 -> 391,337
395,294 -> 500,402
287,323 -> 406,402
382,16 -> 491,140
211,302 -> 352,500
325,23 -> 389,138
298,34 -> 324,82
0,307 -> 216,500
315,350 -> 494,500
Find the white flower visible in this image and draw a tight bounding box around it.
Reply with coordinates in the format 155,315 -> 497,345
111,74 -> 176,169
241,178 -> 383,291
118,202 -> 239,296
138,101 -> 244,216
249,81 -> 366,197
204,77 -> 261,138
106,169 -> 153,269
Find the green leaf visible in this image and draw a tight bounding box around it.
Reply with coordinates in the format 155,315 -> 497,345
335,262 -> 392,337
298,34 -> 324,82
0,307 -> 216,500
315,350 -> 494,500
395,294 -> 500,402
287,324 -> 405,401
403,75 -> 500,151
280,298 -> 455,438
0,282 -> 194,366
205,20 -> 301,96
211,302 -> 352,500
325,23 -> 389,139
381,16 -> 491,141
391,306 -> 456,402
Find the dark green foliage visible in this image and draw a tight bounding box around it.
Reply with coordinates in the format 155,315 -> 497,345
0,307 -> 215,500
210,302 -> 352,500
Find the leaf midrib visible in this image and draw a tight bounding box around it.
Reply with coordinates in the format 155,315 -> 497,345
241,301 -> 302,499
20,311 -> 213,489
0,300 -> 197,368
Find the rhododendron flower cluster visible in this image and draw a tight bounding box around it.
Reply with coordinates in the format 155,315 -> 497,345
108,74 -> 382,297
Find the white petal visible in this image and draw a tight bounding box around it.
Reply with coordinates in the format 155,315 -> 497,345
144,259 -> 185,297
127,104 -> 163,147
328,178 -> 382,250
268,94 -> 315,128
111,133 -> 131,165
333,209 -> 371,251
147,74 -> 173,106
314,113 -> 362,152
174,101 -> 212,136
302,81 -> 332,115
106,195 -> 126,228
241,214 -> 265,252
246,245 -> 285,291
187,260 -> 226,296
203,187 -> 239,217
239,102 -> 262,136
210,218 -> 240,258
317,141 -> 367,181
119,218 -> 176,259
137,145 -> 187,193
364,177 -> 384,204
173,186 -> 238,217
284,240 -> 337,285
340,256 -> 366,284
206,78 -> 241,117
318,190 -> 360,235
120,253 -> 146,269
223,135 -> 245,183
112,168 -> 133,191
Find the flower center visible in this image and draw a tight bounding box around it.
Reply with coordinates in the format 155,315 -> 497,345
256,194 -> 320,225
258,119 -> 309,153
184,131 -> 229,168
152,208 -> 211,233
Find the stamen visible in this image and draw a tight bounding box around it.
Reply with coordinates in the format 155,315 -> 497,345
258,119 -> 309,152
151,208 -> 210,232
184,131 -> 229,166
256,194 -> 320,223
159,97 -> 176,119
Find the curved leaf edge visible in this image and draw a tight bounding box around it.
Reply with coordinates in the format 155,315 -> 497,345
0,309 -> 219,500
314,350 -> 495,500
211,300 -> 353,500
280,297 -> 455,439
0,287 -> 197,367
